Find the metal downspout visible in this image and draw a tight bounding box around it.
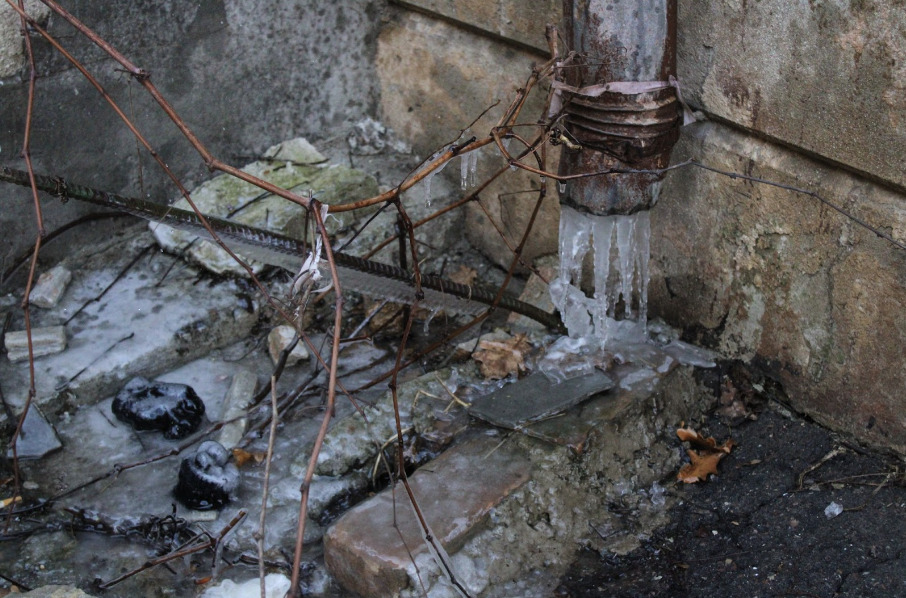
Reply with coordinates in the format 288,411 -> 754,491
557,0 -> 680,216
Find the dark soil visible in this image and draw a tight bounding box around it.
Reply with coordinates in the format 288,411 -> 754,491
556,406 -> 906,598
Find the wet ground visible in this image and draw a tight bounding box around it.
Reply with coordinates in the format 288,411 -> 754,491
556,405 -> 906,598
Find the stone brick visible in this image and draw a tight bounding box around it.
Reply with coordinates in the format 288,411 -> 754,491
324,358 -> 714,596
323,435 -> 531,597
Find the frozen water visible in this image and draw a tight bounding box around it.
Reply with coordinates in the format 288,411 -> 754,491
200,573 -> 291,598
551,205 -> 652,343
546,206 -> 714,380
423,151 -> 449,207
460,148 -> 479,189
824,501 -> 843,519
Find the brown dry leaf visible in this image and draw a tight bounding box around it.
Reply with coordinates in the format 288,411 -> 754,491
472,334 -> 531,380
678,449 -> 727,483
676,426 -> 736,483
232,447 -> 266,467
448,265 -> 478,287
675,427 -> 735,453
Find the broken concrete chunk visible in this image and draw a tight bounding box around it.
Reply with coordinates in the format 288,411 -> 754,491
262,137 -> 327,164
173,440 -> 239,510
112,377 -> 206,439
313,368 -> 461,477
7,405 -> 62,460
29,265 -> 72,308
324,436 -> 532,597
267,325 -> 309,365
5,326 -> 67,362
216,368 -> 258,449
150,137 -> 379,276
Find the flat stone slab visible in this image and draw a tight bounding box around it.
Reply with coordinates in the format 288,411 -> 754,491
468,370 -> 614,430
7,405 -> 62,460
323,434 -> 531,597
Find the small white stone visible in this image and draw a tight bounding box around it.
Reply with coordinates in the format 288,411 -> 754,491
5,326 -> 67,362
28,265 -> 72,308
824,501 -> 844,519
267,325 -> 309,365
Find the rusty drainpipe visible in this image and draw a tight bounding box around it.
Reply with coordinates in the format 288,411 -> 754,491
557,0 -> 680,216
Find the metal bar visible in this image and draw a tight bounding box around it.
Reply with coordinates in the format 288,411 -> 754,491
0,167 -> 566,333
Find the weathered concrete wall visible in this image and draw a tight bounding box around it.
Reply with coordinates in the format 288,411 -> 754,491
654,122 -> 906,452
0,0 -> 382,264
376,3 -> 561,269
679,0 -> 906,190
377,1 -> 906,453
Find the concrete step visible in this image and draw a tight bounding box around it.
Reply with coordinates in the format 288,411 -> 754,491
323,339 -> 716,597
323,434 -> 532,597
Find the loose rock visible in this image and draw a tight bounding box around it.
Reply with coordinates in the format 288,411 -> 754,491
173,440 -> 239,510
29,266 -> 72,309
267,325 -> 309,365
112,377 -> 205,439
4,326 -> 67,362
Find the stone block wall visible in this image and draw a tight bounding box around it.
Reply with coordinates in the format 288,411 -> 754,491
377,1 -> 906,452
375,0 -> 561,268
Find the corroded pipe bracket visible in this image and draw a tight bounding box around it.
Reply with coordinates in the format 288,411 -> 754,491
557,0 -> 680,216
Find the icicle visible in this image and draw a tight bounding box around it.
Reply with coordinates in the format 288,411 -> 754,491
591,215 -> 615,334
422,151 -> 449,207
460,148 -> 479,189
553,207 -> 653,343
635,211 -> 651,327
615,215 -> 637,318
550,206 -> 595,338
423,306 -> 441,333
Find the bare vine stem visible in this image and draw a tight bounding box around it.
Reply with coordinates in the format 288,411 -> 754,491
287,202 -> 343,597
4,0 -> 43,535
257,377 -> 280,598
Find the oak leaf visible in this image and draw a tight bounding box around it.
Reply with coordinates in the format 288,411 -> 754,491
472,334 -> 531,380
675,426 -> 735,483
232,447 -> 266,467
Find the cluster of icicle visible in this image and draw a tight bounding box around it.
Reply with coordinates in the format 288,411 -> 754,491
549,204 -> 651,343
421,135 -> 480,208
